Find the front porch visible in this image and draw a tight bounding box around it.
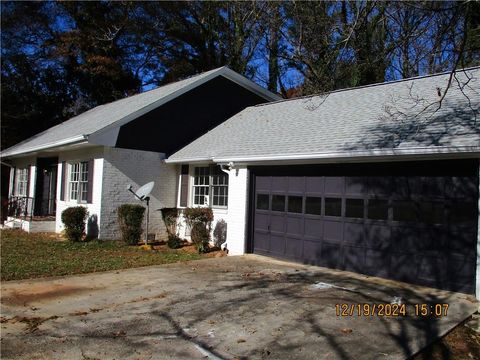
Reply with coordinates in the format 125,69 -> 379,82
4,157 -> 58,233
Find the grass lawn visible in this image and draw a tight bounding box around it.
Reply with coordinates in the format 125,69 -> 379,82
1,229 -> 203,281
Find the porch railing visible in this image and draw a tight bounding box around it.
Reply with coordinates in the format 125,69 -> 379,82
7,196 -> 35,221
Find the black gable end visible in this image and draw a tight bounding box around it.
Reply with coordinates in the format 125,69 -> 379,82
115,76 -> 267,155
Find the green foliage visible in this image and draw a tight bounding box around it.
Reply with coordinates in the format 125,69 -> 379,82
160,207 -> 179,237
61,206 -> 88,242
183,207 -> 213,253
167,234 -> 182,249
0,229 -> 202,281
213,219 -> 227,248
190,223 -> 210,253
183,207 -> 214,225
117,204 -> 145,245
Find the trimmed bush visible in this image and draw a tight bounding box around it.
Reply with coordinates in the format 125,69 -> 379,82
183,207 -> 213,253
61,206 -> 88,242
117,204 -> 146,245
190,222 -> 210,253
213,219 -> 227,248
160,207 -> 179,237
167,234 -> 182,249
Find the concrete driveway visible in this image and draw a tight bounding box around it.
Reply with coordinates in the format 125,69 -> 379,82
1,255 -> 478,360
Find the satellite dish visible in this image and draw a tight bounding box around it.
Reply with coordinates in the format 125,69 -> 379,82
126,181 -> 155,245
136,181 -> 154,200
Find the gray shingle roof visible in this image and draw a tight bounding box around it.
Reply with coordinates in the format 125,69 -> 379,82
168,67 -> 480,163
2,67 -> 279,158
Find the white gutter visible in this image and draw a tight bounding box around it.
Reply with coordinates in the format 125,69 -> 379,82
165,145 -> 480,164
1,135 -> 88,158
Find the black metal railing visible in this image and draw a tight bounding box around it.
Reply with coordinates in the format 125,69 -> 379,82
7,196 -> 35,221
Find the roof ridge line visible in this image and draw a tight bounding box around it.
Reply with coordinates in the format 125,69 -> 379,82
254,66 -> 480,108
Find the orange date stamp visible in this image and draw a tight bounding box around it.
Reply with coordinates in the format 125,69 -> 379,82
335,303 -> 449,317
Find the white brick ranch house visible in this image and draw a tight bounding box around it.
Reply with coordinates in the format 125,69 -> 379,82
166,67 -> 480,298
1,67 -> 280,238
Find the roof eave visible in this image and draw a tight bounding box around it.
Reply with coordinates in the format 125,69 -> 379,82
1,135 -> 88,159
167,145 -> 480,165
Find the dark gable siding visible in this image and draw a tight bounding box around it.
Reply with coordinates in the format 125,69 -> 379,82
115,76 -> 267,156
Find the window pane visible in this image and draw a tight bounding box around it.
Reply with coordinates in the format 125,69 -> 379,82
212,185 -> 228,207
325,198 -> 342,217
305,197 -> 322,215
271,195 -> 285,212
288,196 -> 303,213
419,201 -> 444,224
345,199 -> 364,218
368,199 -> 389,220
80,182 -> 88,201
256,194 -> 269,210
393,200 -> 417,222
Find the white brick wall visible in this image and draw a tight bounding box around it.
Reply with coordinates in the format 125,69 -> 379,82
176,165 -> 248,255
99,147 -> 178,239
56,147 -> 104,235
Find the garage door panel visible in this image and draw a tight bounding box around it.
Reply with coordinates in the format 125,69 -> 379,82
325,177 -> 344,196
254,213 -> 269,232
365,225 -> 391,250
304,218 -> 323,240
319,243 -> 343,268
365,249 -> 390,277
252,164 -> 477,294
256,177 -> 271,192
445,177 -> 477,199
303,240 -> 322,262
368,177 -> 393,195
417,254 -> 448,282
270,214 -> 285,232
344,246 -> 365,272
253,232 -> 269,252
323,220 -> 343,242
285,216 -> 303,238
344,222 -> 365,246
345,177 -> 367,196
271,177 -> 288,192
288,177 -> 305,193
285,237 -> 303,259
269,234 -> 285,255
305,177 -> 324,195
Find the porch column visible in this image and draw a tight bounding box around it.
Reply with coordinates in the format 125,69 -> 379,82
476,161 -> 480,301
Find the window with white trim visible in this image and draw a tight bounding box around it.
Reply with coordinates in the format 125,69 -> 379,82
69,161 -> 89,202
16,168 -> 28,196
192,166 -> 228,207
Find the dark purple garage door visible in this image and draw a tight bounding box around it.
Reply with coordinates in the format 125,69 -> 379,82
250,160 -> 478,293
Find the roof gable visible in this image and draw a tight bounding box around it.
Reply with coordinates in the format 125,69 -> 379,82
167,67 -> 480,163
2,67 -> 280,158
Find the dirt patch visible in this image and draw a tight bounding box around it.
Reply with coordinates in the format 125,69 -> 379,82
7,315 -> 59,333
413,322 -> 480,359
1,284 -> 98,306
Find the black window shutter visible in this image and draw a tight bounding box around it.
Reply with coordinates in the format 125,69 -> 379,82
26,165 -> 31,197
87,159 -> 94,204
179,165 -> 189,207
60,161 -> 67,201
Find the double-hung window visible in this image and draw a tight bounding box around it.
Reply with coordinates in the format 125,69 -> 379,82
16,168 -> 28,196
69,161 -> 89,202
192,166 -> 228,207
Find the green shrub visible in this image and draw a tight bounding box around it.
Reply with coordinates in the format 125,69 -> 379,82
183,207 -> 214,225
160,207 -> 179,237
190,222 -> 210,253
61,206 -> 88,242
213,219 -> 227,248
167,234 -> 182,249
183,207 -> 213,253
117,204 -> 146,245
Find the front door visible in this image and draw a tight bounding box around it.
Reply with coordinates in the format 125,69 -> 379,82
35,158 -> 58,216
